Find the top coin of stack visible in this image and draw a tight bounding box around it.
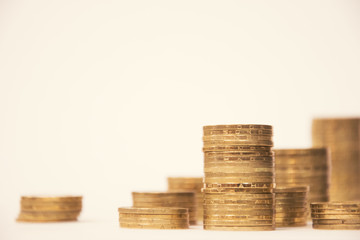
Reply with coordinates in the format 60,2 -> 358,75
167,177 -> 203,223
118,207 -> 189,229
274,148 -> 330,205
17,196 -> 82,222
310,202 -> 360,230
202,124 -> 275,231
312,118 -> 360,201
132,192 -> 197,225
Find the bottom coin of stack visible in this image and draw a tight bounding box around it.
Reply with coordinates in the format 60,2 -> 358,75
118,207 -> 189,229
17,196 -> 82,222
132,192 -> 197,225
311,202 -> 360,230
275,186 -> 309,227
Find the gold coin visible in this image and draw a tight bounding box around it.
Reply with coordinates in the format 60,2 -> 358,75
203,145 -> 272,152
17,211 -> 80,222
21,196 -> 82,203
204,178 -> 274,184
204,193 -> 274,199
120,222 -> 189,229
119,218 -> 189,224
118,207 -> 188,215
204,151 -> 273,157
204,199 -> 273,205
310,202 -> 360,209
203,225 -> 275,231
313,219 -> 360,224
203,214 -> 273,220
203,124 -> 272,131
204,204 -> 274,210
204,183 -> 274,188
132,192 -> 195,197
310,209 -> 360,214
20,204 -> 82,212
274,148 -> 328,156
204,209 -> 273,215
205,172 -> 274,177
312,224 -> 360,230
203,128 -> 272,136
203,140 -> 273,148
275,212 -> 308,218
203,134 -> 272,141
276,222 -> 307,227
202,188 -> 272,194
274,186 -> 309,193
311,214 -> 360,219
203,219 -> 273,225
119,213 -> 189,219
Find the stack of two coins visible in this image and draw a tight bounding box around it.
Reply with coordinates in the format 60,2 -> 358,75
310,202 -> 360,230
274,187 -> 309,227
274,148 -> 330,205
132,192 -> 197,225
118,207 -> 189,229
167,177 -> 204,223
17,196 -> 82,222
312,118 -> 360,201
202,124 -> 275,231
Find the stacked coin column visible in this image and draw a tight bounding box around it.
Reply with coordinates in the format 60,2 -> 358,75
274,187 -> 309,227
167,177 -> 204,223
274,149 -> 330,205
202,124 -> 275,231
132,192 -> 197,225
312,118 -> 360,201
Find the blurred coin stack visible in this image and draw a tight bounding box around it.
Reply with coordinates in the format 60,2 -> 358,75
274,148 -> 330,206
312,118 -> 360,201
202,124 -> 275,231
118,207 -> 189,229
167,177 -> 204,223
310,202 -> 360,230
132,192 -> 197,225
274,186 -> 309,227
17,196 -> 82,222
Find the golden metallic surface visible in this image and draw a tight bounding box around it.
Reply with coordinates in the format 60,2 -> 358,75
203,124 -> 272,131
311,214 -> 360,220
119,222 -> 189,229
119,218 -> 189,224
203,214 -> 273,220
312,118 -> 360,201
274,186 -> 309,193
311,202 -> 360,209
312,224 -> 360,230
118,207 -> 188,215
313,219 -> 360,224
203,219 -> 273,225
276,222 -> 307,227
203,225 -> 275,231
119,213 -> 189,219
132,192 -> 195,197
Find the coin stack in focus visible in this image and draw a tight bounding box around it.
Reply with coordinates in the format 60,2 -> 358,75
311,202 -> 360,230
17,196 -> 82,222
202,124 -> 275,231
167,177 -> 204,223
132,192 -> 197,225
118,207 -> 189,229
274,148 -> 330,208
274,186 -> 309,227
312,118 -> 360,201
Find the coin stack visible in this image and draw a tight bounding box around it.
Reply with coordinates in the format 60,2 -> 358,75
202,124 -> 275,231
274,148 -> 330,206
310,202 -> 360,230
167,177 -> 204,223
17,196 -> 82,222
312,118 -> 360,201
132,192 -> 197,225
274,186 -> 309,227
118,207 -> 189,229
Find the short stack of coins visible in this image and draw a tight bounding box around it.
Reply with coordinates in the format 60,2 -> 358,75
202,124 -> 275,231
17,196 -> 82,222
274,186 -> 309,227
118,207 -> 189,229
312,118 -> 360,201
310,202 -> 360,230
167,177 -> 204,223
132,192 -> 197,225
274,148 -> 330,206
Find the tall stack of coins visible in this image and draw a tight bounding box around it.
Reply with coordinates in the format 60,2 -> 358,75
312,118 -> 360,201
17,196 -> 82,222
274,186 -> 309,227
167,177 -> 204,223
310,202 -> 360,230
118,207 -> 189,229
274,148 -> 330,205
132,192 -> 197,225
202,124 -> 275,231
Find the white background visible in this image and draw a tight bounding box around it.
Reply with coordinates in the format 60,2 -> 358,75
0,0 -> 359,239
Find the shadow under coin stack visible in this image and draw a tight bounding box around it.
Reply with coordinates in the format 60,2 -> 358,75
312,118 -> 360,201
118,207 -> 189,229
274,148 -> 330,209
310,202 -> 360,230
167,177 -> 204,223
17,196 -> 82,222
132,192 -> 197,225
202,124 -> 275,231
274,186 -> 309,227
